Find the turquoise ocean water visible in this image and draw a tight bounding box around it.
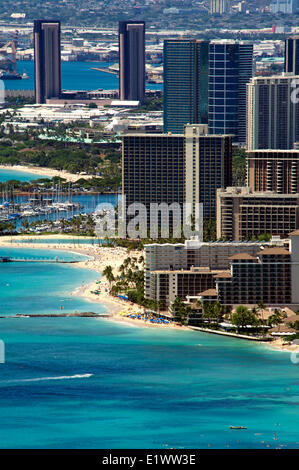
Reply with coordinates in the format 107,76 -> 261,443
0,168 -> 51,182
0,170 -> 298,449
0,247 -> 298,448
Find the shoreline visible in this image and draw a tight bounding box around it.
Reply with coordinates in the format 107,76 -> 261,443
0,235 -> 297,342
0,164 -> 95,183
0,237 -> 185,330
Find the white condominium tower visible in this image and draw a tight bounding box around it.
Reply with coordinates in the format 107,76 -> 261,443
246,75 -> 299,150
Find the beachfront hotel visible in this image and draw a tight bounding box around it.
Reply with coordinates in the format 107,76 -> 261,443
145,232 -> 299,309
216,187 -> 299,240
145,238 -> 275,307
213,230 -> 299,306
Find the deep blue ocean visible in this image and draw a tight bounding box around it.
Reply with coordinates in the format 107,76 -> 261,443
4,60 -> 163,92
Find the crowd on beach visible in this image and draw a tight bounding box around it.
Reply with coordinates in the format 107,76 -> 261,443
1,234 -> 299,342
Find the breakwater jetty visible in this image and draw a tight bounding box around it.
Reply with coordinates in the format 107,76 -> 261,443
0,256 -> 82,264
1,312 -> 112,318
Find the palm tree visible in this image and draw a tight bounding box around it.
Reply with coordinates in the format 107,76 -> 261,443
212,301 -> 225,325
103,265 -> 115,290
171,297 -> 190,325
201,302 -> 215,326
268,309 -> 287,328
256,301 -> 266,323
21,219 -> 29,232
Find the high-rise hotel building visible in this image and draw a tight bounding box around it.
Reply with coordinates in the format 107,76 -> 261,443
185,124 -> 232,220
119,21 -> 145,103
247,150 -> 299,193
34,20 -> 61,104
208,41 -> 253,144
217,187 -> 299,241
122,125 -> 232,236
163,40 -> 209,134
246,76 -> 299,150
122,132 -> 185,236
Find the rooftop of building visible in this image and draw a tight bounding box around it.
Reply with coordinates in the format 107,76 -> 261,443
247,149 -> 299,154
218,187 -> 299,198
229,253 -> 258,261
284,314 -> 299,324
289,230 -> 299,236
257,247 -> 291,256
145,239 -> 275,249
270,325 -> 296,334
250,74 -> 299,81
198,289 -> 218,297
281,307 -> 297,318
213,271 -> 232,278
152,266 -> 220,275
122,131 -> 234,138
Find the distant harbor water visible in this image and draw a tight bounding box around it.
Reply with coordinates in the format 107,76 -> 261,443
0,191 -> 119,227
4,61 -> 163,92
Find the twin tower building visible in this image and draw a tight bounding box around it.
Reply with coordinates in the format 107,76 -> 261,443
33,19 -> 253,146
33,19 -> 146,104
33,20 -> 299,237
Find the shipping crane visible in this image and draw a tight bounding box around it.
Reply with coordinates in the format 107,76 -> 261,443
0,40 -> 17,74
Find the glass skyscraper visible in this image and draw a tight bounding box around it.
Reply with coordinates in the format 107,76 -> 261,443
163,40 -> 209,134
208,41 -> 253,144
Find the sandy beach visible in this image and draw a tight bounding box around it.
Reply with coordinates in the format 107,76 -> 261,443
0,235 -> 186,330
268,338 -> 299,353
0,234 -> 296,339
0,164 -> 96,182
